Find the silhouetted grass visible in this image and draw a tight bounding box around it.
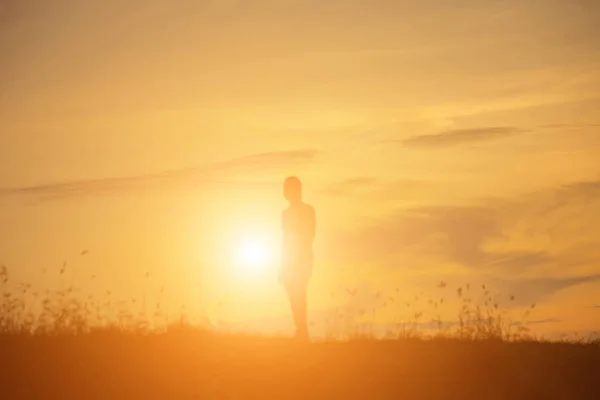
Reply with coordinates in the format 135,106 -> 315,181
2,263 -> 599,399
1,263 -> 538,340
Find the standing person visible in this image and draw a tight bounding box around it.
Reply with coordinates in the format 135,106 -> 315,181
280,176 -> 315,341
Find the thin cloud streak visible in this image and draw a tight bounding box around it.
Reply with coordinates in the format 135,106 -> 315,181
492,275 -> 600,307
400,127 -> 523,149
0,149 -> 320,201
328,178 -> 600,279
319,177 -> 378,197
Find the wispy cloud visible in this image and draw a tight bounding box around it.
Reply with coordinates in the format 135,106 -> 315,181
0,149 -> 320,201
549,179 -> 600,208
538,124 -> 600,130
492,275 -> 600,307
319,177 -> 377,197
400,127 -> 523,149
334,205 -> 504,267
330,177 -> 600,276
318,177 -> 440,203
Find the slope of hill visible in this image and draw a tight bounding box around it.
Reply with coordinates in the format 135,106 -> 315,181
4,330 -> 600,399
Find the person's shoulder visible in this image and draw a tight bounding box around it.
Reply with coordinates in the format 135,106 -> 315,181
302,203 -> 315,214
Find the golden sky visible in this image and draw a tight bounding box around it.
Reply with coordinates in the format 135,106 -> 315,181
1,1 -> 599,337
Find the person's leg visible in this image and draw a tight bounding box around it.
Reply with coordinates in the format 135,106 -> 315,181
296,282 -> 308,340
285,280 -> 308,339
285,282 -> 299,335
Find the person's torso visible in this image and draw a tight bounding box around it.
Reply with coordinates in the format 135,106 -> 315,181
282,203 -> 314,267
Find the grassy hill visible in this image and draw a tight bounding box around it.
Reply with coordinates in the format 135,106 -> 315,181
4,329 -> 600,399
2,264 -> 599,399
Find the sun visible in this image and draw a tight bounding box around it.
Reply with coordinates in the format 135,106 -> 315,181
235,237 -> 271,273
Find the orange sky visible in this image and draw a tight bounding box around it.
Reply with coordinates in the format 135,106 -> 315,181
1,1 -> 599,337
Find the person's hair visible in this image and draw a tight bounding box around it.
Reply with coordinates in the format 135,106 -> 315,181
284,176 -> 301,189
284,176 -> 302,202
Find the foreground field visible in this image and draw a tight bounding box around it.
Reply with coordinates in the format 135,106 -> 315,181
4,330 -> 600,399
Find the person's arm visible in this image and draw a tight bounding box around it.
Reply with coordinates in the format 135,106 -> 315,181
279,210 -> 286,284
309,205 -> 316,244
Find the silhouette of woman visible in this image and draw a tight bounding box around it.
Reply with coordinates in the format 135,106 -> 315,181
280,176 -> 315,341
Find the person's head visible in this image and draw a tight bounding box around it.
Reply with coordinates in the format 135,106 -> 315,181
284,176 -> 302,204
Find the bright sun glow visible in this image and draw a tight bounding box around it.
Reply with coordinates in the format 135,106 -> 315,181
235,237 -> 271,273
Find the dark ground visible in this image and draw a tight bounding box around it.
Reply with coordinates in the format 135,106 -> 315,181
4,332 -> 600,399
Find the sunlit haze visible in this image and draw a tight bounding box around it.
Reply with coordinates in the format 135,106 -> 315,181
235,236 -> 273,273
1,0 -> 600,338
